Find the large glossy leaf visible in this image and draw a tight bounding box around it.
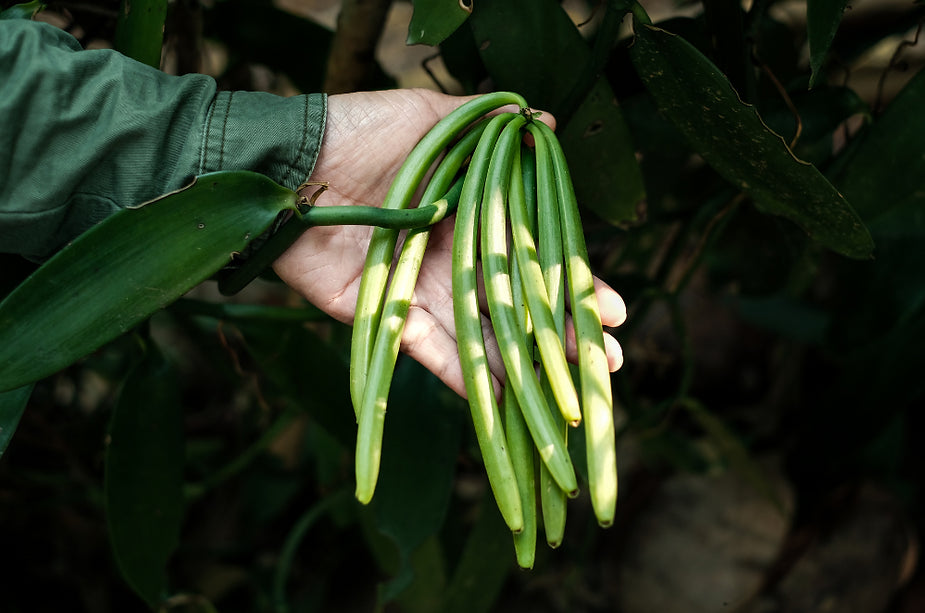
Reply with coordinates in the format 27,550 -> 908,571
832,66 -> 925,223
105,340 -> 184,607
807,0 -> 851,88
0,171 -> 296,393
114,0 -> 168,68
407,0 -> 472,46
630,22 -> 874,259
468,0 -> 644,224
373,358 -> 464,604
0,384 -> 32,459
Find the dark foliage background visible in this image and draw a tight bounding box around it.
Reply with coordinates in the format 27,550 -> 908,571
2,0 -> 925,611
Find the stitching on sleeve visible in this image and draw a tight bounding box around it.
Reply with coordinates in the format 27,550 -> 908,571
219,91 -> 234,170
200,95 -> 218,174
313,94 -> 327,178
281,94 -> 311,186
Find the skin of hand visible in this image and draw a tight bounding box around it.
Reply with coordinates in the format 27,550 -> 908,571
273,88 -> 626,399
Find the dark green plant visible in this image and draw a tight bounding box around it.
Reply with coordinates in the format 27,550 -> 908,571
2,0 -> 924,610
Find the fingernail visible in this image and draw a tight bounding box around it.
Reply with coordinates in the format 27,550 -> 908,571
600,291 -> 627,327
604,334 -> 624,372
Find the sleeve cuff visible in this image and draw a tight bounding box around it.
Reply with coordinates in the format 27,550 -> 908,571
199,91 -> 326,191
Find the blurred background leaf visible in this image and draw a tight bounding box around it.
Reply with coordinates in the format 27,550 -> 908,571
0,384 -> 32,459
115,0 -> 168,68
104,338 -> 184,608
4,1 -> 925,611
832,66 -> 925,222
407,0 -> 471,46
630,22 -> 874,259
467,0 -> 644,224
806,0 -> 851,88
371,358 -> 464,605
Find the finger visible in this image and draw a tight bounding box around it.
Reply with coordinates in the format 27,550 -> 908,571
562,315 -> 624,373
603,332 -> 624,372
594,277 -> 627,327
562,274 -> 626,328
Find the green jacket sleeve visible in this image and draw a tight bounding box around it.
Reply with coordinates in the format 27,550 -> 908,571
0,19 -> 326,261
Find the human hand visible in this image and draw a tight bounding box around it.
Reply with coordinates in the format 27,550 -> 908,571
272,88 -> 626,399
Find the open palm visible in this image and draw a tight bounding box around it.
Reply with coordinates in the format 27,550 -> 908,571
273,89 -> 625,399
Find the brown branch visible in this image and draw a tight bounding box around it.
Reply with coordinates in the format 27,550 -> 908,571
323,0 -> 393,94
761,61 -> 802,150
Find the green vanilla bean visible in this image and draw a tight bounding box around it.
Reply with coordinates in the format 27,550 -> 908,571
452,112 -> 525,533
537,122 -> 617,527
505,382 -> 537,567
0,171 -> 297,392
350,92 -> 530,411
354,128 -> 480,503
480,115 -> 578,496
508,139 -> 581,426
507,146 -> 538,569
353,121 -> 485,423
218,186 -> 462,296
526,132 -> 569,548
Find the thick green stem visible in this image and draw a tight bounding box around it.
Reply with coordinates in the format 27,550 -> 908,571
218,188 -> 462,296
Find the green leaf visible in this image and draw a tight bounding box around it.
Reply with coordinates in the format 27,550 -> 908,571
441,492 -> 513,613
393,536 -> 448,613
0,384 -> 33,459
105,340 -> 184,607
0,171 -> 296,393
559,77 -> 645,224
114,0 -> 168,68
407,0 -> 472,46
469,0 -> 644,224
630,22 -> 874,259
832,67 -> 925,223
372,358 -> 464,605
807,0 -> 851,88
468,0 -> 589,116
0,1 -> 44,19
